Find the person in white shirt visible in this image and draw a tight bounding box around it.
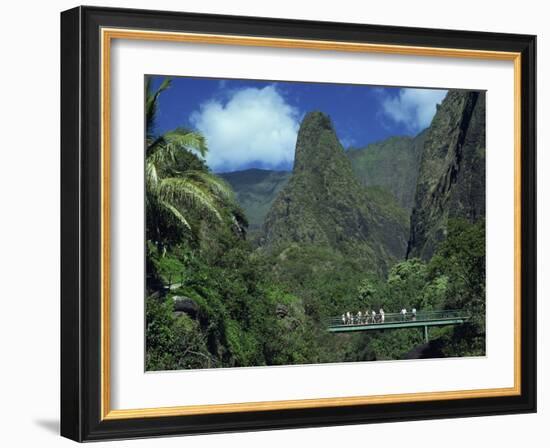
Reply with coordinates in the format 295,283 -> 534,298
357,311 -> 362,324
372,310 -> 377,323
401,308 -> 407,320
379,308 -> 385,323
341,313 -> 346,325
411,308 -> 417,321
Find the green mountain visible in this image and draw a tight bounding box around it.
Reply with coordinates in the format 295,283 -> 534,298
407,90 -> 486,260
219,169 -> 290,231
347,131 -> 427,210
260,111 -> 409,273
220,133 -> 425,232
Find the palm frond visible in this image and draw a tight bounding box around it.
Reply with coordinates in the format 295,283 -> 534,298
146,135 -> 166,156
146,142 -> 177,169
158,178 -> 223,223
145,77 -> 172,137
182,170 -> 235,202
164,128 -> 208,157
145,160 -> 159,190
160,200 -> 192,231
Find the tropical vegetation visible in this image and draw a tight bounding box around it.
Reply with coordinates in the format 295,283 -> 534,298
145,78 -> 486,370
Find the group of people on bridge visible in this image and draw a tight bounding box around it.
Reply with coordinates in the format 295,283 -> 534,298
341,307 -> 417,325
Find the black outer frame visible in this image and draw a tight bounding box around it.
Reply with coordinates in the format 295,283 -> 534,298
60,5 -> 537,442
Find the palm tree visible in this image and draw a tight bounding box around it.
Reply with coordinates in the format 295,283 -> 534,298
145,77 -> 234,247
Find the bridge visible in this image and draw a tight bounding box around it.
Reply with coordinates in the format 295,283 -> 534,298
326,310 -> 470,343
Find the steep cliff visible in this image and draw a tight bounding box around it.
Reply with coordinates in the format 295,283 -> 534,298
261,111 -> 409,272
347,131 -> 427,211
407,90 -> 486,260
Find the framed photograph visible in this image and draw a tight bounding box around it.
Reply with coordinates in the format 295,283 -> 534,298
60,6 -> 536,441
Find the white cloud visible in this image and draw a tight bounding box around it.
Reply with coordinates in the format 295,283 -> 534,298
190,85 -> 300,172
380,88 -> 447,132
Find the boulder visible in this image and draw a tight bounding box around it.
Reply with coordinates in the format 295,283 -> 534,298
173,296 -> 199,318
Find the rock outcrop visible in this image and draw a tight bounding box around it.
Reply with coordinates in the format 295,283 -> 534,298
407,91 -> 486,260
261,111 -> 409,272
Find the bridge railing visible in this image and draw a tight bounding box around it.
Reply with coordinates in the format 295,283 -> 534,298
326,309 -> 470,328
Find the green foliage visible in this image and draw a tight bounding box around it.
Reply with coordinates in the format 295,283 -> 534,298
428,218 -> 486,356
366,329 -> 424,361
146,214 -> 322,369
354,258 -> 447,313
387,259 -> 429,309
261,244 -> 367,319
145,76 -> 237,250
145,297 -> 216,370
345,219 -> 484,360
146,206 -> 486,369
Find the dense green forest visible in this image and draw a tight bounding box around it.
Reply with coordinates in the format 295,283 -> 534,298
145,79 -> 486,371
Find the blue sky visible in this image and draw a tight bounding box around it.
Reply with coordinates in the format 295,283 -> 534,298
148,76 -> 447,173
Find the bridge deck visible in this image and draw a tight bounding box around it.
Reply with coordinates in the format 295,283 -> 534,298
327,310 -> 470,334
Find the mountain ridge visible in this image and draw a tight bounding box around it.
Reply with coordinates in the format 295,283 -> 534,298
219,169 -> 291,231
221,131 -> 426,232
